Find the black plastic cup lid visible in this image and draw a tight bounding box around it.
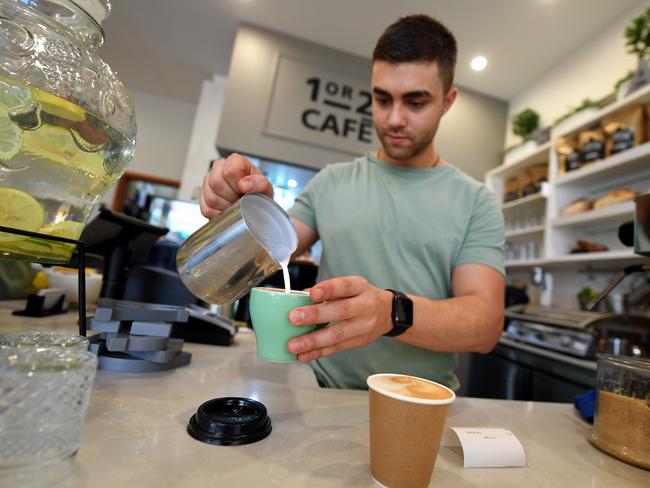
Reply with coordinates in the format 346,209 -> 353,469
187,397 -> 272,446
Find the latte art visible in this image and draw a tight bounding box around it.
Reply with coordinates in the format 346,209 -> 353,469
368,374 -> 453,401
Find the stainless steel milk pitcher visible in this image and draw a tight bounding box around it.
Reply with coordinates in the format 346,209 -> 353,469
176,193 -> 297,304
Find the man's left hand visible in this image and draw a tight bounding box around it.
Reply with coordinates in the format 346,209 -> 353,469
287,276 -> 394,362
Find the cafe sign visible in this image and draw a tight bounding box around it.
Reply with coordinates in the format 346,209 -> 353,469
264,55 -> 377,155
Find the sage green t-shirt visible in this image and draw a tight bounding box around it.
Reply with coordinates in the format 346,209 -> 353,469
288,153 -> 505,390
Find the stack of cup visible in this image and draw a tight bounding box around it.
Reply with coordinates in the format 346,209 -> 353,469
367,373 -> 455,488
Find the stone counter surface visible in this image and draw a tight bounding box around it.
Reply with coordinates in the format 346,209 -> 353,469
0,302 -> 647,487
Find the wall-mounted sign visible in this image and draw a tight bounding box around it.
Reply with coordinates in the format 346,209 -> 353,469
264,55 -> 377,155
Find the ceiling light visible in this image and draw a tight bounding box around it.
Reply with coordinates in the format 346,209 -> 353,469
287,179 -> 298,188
471,56 -> 488,71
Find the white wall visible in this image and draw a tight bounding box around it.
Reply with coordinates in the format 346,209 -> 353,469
128,89 -> 197,179
99,88 -> 197,207
437,86 -> 507,181
504,1 -> 647,148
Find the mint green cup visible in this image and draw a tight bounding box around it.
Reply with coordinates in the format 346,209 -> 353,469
249,287 -> 318,362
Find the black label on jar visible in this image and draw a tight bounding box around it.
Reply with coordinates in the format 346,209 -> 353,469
533,178 -> 547,193
582,139 -> 605,163
521,183 -> 536,197
565,151 -> 582,171
611,128 -> 635,154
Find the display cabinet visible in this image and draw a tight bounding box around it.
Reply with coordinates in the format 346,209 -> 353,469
486,84 -> 650,307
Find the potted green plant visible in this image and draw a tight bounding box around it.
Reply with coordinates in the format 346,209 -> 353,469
623,7 -> 650,95
625,7 -> 650,59
511,108 -> 540,142
503,108 -> 540,164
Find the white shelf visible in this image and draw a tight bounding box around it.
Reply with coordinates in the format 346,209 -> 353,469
501,192 -> 545,211
551,201 -> 634,228
546,250 -> 643,267
488,142 -> 551,179
549,249 -> 635,261
505,259 -> 545,269
552,83 -> 650,139
506,250 -> 643,270
555,141 -> 650,187
505,225 -> 545,239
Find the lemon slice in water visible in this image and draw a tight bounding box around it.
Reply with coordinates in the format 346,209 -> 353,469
38,220 -> 85,240
0,116 -> 21,160
0,80 -> 28,160
0,188 -> 45,241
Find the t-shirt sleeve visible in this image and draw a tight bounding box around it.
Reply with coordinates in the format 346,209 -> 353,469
454,186 -> 505,275
287,166 -> 328,231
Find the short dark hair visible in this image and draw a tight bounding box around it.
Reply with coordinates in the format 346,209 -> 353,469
372,14 -> 457,93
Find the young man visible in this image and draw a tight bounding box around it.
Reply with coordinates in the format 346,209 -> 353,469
200,15 -> 505,390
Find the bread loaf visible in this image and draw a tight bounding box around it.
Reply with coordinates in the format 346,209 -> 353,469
593,188 -> 637,209
561,198 -> 594,216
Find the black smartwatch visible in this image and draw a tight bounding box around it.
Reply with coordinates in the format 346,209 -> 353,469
384,289 -> 413,337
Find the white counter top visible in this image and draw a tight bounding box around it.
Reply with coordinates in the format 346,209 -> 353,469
1,302 -> 648,487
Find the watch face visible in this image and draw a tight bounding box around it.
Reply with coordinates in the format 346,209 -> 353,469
394,292 -> 413,326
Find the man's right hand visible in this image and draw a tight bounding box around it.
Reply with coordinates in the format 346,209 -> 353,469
199,153 -> 274,219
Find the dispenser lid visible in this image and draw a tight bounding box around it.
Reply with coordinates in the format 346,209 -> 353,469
187,397 -> 272,446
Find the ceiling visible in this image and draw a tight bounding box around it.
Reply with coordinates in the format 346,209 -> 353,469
102,0 -> 641,105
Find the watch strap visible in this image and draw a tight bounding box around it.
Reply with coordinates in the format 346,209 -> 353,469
383,289 -> 413,337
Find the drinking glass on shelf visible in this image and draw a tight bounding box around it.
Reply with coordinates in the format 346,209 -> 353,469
527,241 -> 539,260
525,212 -> 537,230
516,243 -> 528,261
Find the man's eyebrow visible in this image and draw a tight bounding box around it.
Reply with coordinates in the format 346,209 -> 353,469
372,88 -> 433,99
403,90 -> 432,99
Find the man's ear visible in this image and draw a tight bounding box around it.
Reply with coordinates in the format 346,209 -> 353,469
442,86 -> 458,115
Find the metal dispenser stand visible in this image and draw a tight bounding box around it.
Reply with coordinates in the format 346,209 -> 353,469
0,225 -> 87,336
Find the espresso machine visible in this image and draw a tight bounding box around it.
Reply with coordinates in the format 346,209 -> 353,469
586,191 -> 650,310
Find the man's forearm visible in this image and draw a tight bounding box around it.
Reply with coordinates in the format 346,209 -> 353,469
395,294 -> 504,354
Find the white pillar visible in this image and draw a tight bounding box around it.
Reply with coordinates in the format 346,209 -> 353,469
178,74 -> 228,201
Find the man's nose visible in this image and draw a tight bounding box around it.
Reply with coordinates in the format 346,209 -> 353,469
387,104 -> 406,128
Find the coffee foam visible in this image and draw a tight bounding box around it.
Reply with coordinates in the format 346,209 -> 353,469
367,374 -> 454,404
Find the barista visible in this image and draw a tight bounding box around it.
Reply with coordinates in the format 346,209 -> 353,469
200,14 -> 505,390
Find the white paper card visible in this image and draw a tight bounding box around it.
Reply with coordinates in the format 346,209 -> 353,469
38,288 -> 66,310
444,428 -> 526,468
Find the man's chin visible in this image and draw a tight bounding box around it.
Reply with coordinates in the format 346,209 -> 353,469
382,145 -> 415,162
